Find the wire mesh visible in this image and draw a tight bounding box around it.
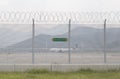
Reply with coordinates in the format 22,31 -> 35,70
0,11 -> 120,64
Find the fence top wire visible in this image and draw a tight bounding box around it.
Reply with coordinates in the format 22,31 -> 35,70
0,11 -> 120,24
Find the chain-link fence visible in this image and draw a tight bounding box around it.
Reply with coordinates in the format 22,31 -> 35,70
0,11 -> 120,64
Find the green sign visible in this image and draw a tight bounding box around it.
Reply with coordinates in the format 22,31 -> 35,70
52,38 -> 67,42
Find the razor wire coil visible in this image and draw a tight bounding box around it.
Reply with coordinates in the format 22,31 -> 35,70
0,11 -> 120,24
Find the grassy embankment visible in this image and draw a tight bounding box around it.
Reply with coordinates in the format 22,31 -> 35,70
0,69 -> 120,79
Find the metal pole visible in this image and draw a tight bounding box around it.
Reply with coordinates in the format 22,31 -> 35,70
32,18 -> 35,64
104,19 -> 107,63
68,19 -> 71,64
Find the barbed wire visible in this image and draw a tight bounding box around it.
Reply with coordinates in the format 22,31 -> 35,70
0,11 -> 120,24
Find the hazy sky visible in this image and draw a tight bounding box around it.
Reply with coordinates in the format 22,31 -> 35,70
0,0 -> 120,12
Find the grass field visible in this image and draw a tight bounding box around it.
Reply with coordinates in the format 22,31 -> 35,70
0,69 -> 120,79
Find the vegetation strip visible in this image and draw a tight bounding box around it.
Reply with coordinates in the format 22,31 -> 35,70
0,69 -> 119,79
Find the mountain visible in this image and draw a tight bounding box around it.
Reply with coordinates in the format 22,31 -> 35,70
0,24 -> 72,47
7,26 -> 120,52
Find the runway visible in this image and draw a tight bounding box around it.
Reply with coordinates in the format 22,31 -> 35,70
0,52 -> 119,64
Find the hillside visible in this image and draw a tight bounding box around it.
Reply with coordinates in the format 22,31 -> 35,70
8,26 -> 120,52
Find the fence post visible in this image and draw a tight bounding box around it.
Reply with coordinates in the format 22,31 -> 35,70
68,19 -> 71,64
104,19 -> 107,63
32,18 -> 35,64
